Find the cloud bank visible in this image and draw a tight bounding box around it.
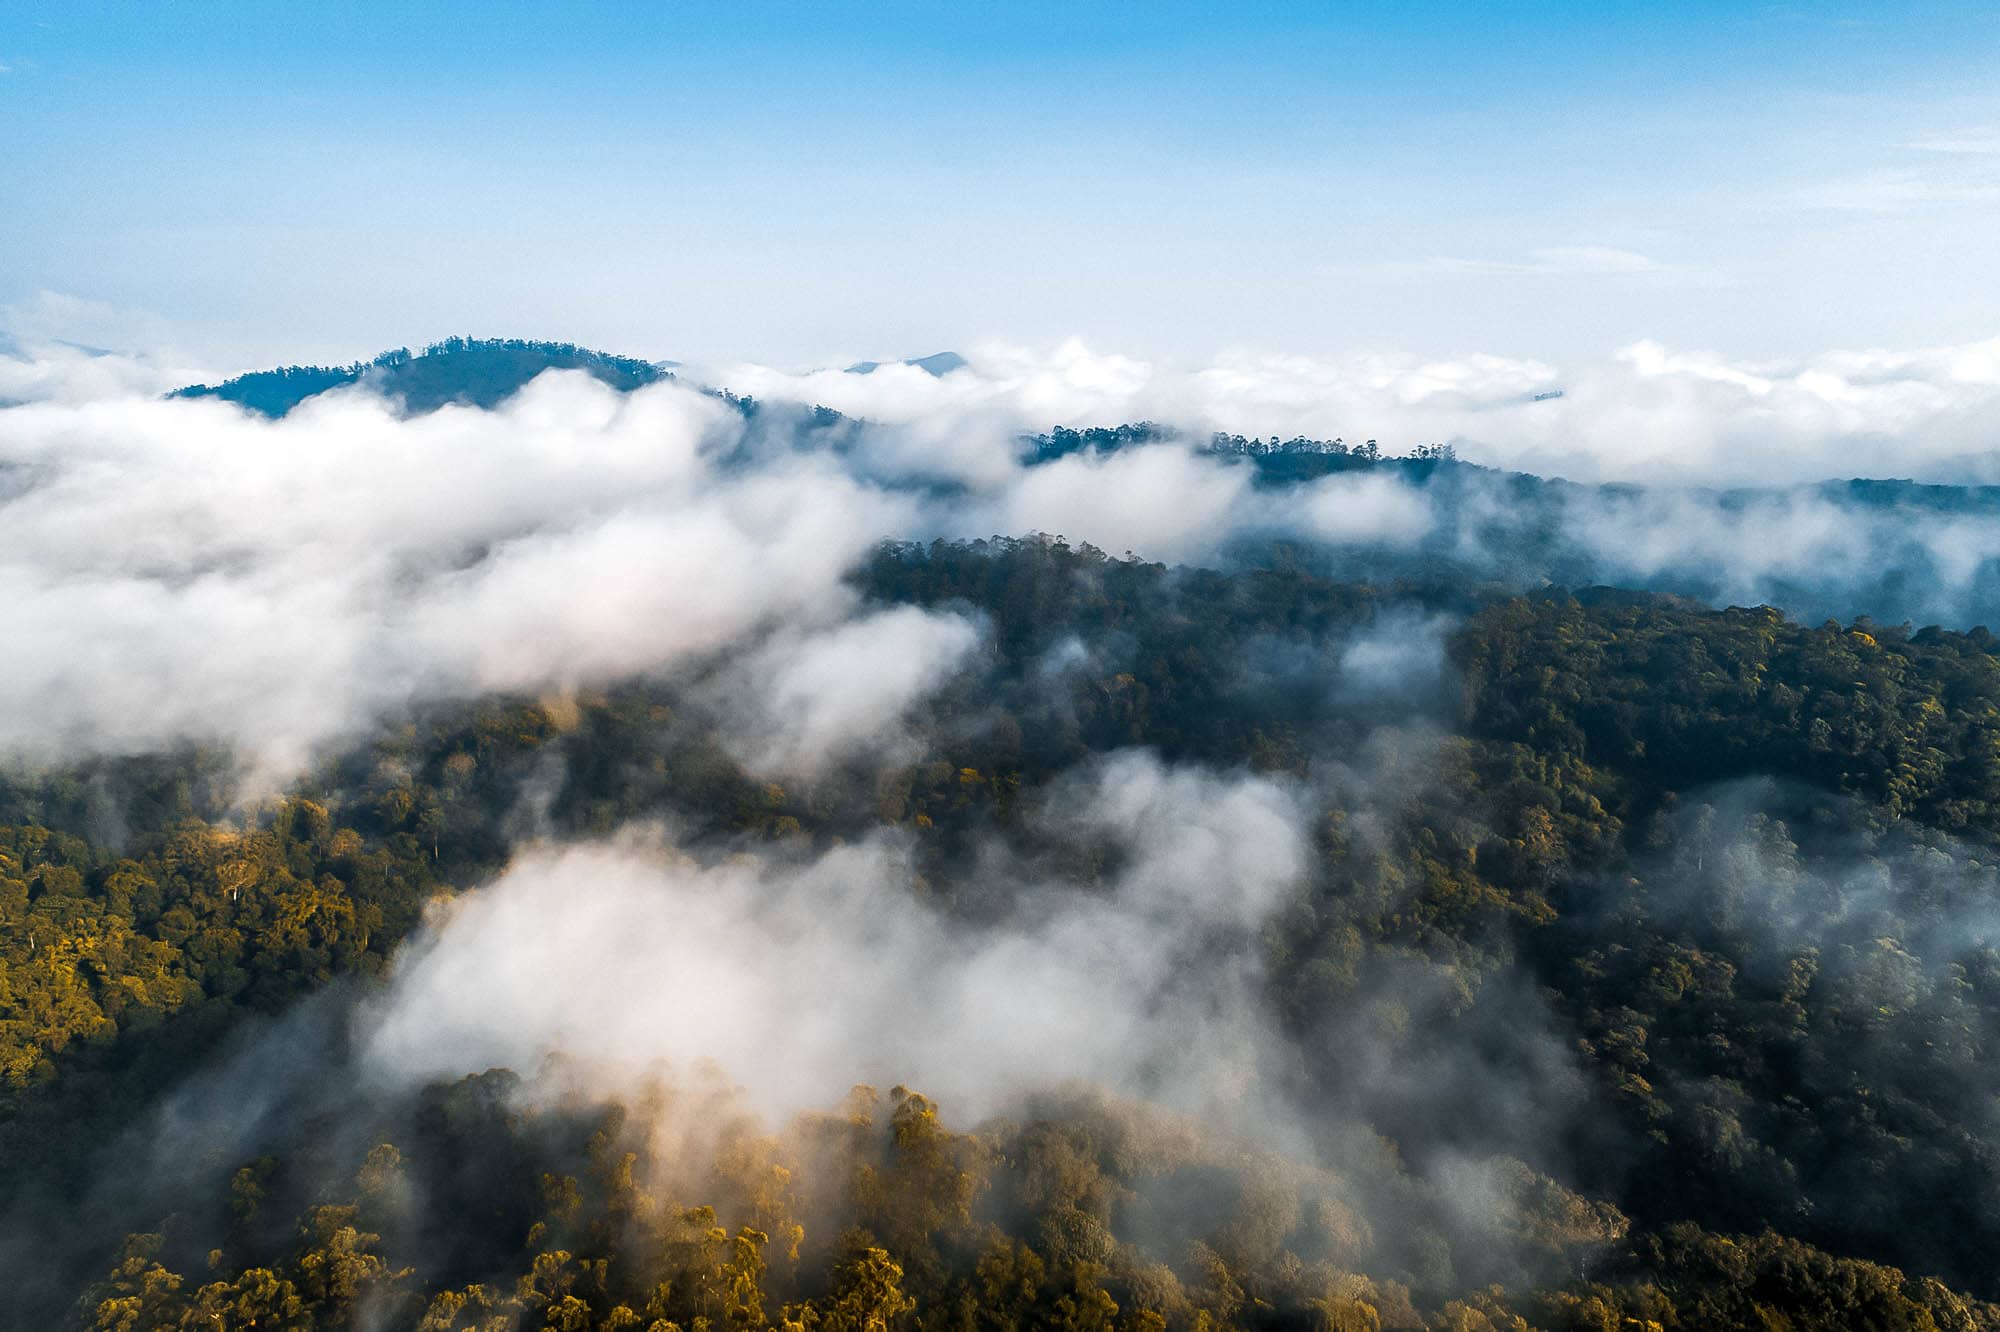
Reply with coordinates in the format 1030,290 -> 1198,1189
4,323 -> 2000,777
708,331 -> 2000,485
360,754 -> 1308,1130
0,374 -> 930,771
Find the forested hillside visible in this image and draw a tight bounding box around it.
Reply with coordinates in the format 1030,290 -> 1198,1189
173,339 -> 670,417
7,529 -> 2000,1329
2,342 -> 1998,1329
177,339 -> 2000,632
18,0 -> 2000,1311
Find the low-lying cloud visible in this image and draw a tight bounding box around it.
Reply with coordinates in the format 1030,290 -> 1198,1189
718,605 -> 985,776
0,373 -> 917,771
360,754 -> 1308,1131
5,323 -> 2000,779
705,331 -> 2000,486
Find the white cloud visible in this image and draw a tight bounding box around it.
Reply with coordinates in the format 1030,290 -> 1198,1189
0,292 -> 214,404
719,605 -> 984,775
702,337 -> 1154,438
0,371 -> 914,772
360,754 -> 1308,1127
974,440 -> 1254,561
8,324 -> 2000,776
1296,470 -> 1435,546
683,329 -> 2000,486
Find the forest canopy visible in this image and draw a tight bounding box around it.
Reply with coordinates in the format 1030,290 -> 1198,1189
3,343 -> 2000,1331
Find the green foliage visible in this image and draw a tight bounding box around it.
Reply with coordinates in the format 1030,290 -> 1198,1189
0,806 -> 397,1104
1456,596 -> 2000,837
76,1086 -> 2000,1332
14,546 -> 2000,1326
172,337 -> 671,417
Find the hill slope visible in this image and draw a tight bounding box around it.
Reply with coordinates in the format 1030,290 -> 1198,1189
172,336 -> 670,417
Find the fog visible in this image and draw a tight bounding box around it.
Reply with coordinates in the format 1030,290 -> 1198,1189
5,327 -> 2000,1319
710,331 -> 2000,485
361,755 -> 1304,1128
4,333 -> 1999,775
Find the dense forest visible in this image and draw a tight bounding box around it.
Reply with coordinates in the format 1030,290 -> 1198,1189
6,343 -> 2000,1328
173,339 -> 672,417
5,535 -> 2000,1328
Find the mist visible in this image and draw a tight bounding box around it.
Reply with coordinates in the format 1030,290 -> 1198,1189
9,330 -> 2000,1325
1530,779 -> 2000,1283
5,336 -> 2000,780
361,755 -> 1304,1125
27,740 -> 1616,1312
709,331 -> 2000,485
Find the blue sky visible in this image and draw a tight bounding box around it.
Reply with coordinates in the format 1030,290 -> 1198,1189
3,1 -> 1998,369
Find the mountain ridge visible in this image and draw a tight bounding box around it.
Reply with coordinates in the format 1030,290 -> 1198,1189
172,336 -> 670,418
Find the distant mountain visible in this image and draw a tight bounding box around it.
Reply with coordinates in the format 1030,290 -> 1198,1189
162,339 -> 2000,631
172,336 -> 671,418
845,351 -> 967,377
